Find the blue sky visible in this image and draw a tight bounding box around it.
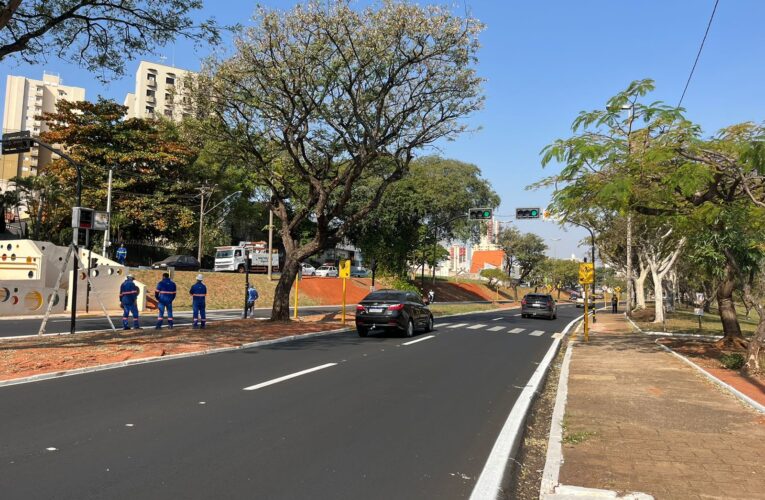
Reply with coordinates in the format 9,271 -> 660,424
3,0 -> 763,259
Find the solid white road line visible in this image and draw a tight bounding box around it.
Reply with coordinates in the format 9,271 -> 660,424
492,317 -> 502,321
513,313 -> 522,317
529,330 -> 545,337
487,326 -> 505,332
243,363 -> 337,391
448,323 -> 468,329
468,324 -> 487,330
402,335 -> 435,346
509,328 -> 525,334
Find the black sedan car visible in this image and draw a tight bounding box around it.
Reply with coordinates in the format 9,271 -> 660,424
521,293 -> 557,320
151,255 -> 201,271
355,289 -> 433,337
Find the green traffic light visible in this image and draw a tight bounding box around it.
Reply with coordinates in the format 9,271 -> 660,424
530,209 -> 538,217
482,210 -> 491,218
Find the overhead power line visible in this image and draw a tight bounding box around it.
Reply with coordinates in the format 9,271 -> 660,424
677,0 -> 720,108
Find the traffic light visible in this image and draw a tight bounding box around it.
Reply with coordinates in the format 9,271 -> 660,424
468,208 -> 493,220
516,207 -> 540,219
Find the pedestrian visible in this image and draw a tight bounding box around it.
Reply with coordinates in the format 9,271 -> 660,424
190,273 -> 207,329
116,244 -> 127,265
247,284 -> 259,316
154,272 -> 176,329
119,273 -> 140,330
428,289 -> 435,304
611,293 -> 618,313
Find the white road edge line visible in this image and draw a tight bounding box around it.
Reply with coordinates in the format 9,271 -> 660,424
402,335 -> 435,346
243,363 -> 337,391
469,314 -> 583,500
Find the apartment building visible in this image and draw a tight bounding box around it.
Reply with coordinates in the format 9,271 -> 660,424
1,73 -> 85,186
123,61 -> 195,121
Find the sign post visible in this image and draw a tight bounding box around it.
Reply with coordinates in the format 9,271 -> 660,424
578,262 -> 595,342
339,259 -> 351,325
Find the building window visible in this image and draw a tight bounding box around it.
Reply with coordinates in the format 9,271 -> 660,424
163,109 -> 173,117
165,92 -> 173,102
58,90 -> 66,97
147,73 -> 156,82
146,106 -> 154,114
146,89 -> 155,97
165,76 -> 175,85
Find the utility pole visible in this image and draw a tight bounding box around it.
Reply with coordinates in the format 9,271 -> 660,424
197,183 -> 214,264
623,103 -> 635,315
102,167 -> 113,258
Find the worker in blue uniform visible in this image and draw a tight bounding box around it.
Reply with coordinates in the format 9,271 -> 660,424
190,274 -> 207,329
116,244 -> 127,265
119,274 -> 140,330
154,272 -> 177,329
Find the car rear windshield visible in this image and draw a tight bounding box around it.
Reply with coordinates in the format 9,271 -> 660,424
526,294 -> 550,301
364,291 -> 407,301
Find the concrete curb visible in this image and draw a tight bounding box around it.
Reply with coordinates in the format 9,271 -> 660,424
655,340 -> 765,415
469,314 -> 583,500
0,304 -> 517,389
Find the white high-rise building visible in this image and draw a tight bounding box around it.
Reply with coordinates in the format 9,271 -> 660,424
123,61 -> 195,121
1,72 -> 86,186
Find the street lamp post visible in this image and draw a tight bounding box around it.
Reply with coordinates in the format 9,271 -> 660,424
622,103 -> 635,314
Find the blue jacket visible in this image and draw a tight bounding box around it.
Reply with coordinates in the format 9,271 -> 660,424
247,287 -> 258,303
155,277 -> 177,305
190,282 -> 207,305
116,247 -> 127,259
120,280 -> 139,305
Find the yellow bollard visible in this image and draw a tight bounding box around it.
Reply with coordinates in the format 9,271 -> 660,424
342,277 -> 347,325
293,275 -> 299,320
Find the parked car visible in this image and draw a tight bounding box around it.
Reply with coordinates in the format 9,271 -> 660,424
355,289 -> 433,337
300,263 -> 316,276
575,294 -> 595,308
350,266 -> 370,277
315,265 -> 338,277
151,255 -> 200,271
521,293 -> 557,319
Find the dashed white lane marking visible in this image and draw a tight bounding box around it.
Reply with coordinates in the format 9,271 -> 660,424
529,330 -> 545,337
468,324 -> 487,330
437,323 -> 452,327
513,314 -> 522,317
492,317 -> 502,321
509,328 -> 525,334
402,335 -> 435,346
243,363 -> 337,391
448,323 -> 468,329
46,447 -> 58,451
487,326 -> 505,332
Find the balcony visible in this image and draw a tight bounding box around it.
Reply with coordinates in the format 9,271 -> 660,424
146,95 -> 156,104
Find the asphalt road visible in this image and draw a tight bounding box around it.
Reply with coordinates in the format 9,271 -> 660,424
0,304 -> 582,499
0,305 -> 348,338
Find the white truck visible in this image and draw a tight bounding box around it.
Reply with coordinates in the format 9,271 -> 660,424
214,241 -> 279,273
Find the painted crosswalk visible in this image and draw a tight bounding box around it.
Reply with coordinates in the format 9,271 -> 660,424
487,326 -> 505,332
467,324 -> 487,330
509,328 -> 525,334
529,330 -> 545,336
447,323 -> 468,329
435,322 -> 554,337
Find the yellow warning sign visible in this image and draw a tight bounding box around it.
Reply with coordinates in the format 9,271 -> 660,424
578,262 -> 594,285
339,259 -> 351,279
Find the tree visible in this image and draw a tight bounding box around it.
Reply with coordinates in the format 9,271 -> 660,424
197,0 -> 484,320
480,268 -> 508,289
40,99 -> 204,247
348,156 -> 499,278
497,228 -> 547,299
635,218 -> 685,324
0,0 -> 219,81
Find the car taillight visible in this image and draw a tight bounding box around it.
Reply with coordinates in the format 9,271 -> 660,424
388,303 -> 404,311
356,305 -> 366,312
521,299 -> 527,306
548,301 -> 554,309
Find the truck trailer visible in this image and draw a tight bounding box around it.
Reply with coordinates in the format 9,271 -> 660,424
214,241 -> 279,273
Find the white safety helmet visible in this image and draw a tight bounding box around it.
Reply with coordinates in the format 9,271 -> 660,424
196,274 -> 204,281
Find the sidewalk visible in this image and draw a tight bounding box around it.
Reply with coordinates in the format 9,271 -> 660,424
546,312 -> 765,499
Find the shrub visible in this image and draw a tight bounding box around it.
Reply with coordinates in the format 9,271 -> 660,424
720,353 -> 745,370
390,277 -> 421,294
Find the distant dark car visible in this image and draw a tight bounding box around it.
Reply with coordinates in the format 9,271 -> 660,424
521,293 -> 557,320
151,255 -> 200,271
350,266 -> 370,277
355,289 -> 433,337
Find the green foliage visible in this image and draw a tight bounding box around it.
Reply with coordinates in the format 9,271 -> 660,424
497,227 -> 548,284
389,278 -> 421,294
480,268 -> 509,287
0,0 -> 220,81
720,353 -> 745,370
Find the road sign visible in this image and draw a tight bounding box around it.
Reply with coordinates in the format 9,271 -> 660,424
339,259 -> 351,278
2,131 -> 33,154
578,262 -> 594,284
516,207 -> 540,219
468,208 -> 493,220
72,207 -> 94,229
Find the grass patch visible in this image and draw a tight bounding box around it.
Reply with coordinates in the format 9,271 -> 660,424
430,303 -> 502,317
634,304 -> 759,337
563,430 -> 596,445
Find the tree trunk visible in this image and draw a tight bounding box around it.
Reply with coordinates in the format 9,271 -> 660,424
715,262 -> 745,348
270,256 -> 300,321
634,265 -> 649,310
651,265 -> 665,324
744,311 -> 765,374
